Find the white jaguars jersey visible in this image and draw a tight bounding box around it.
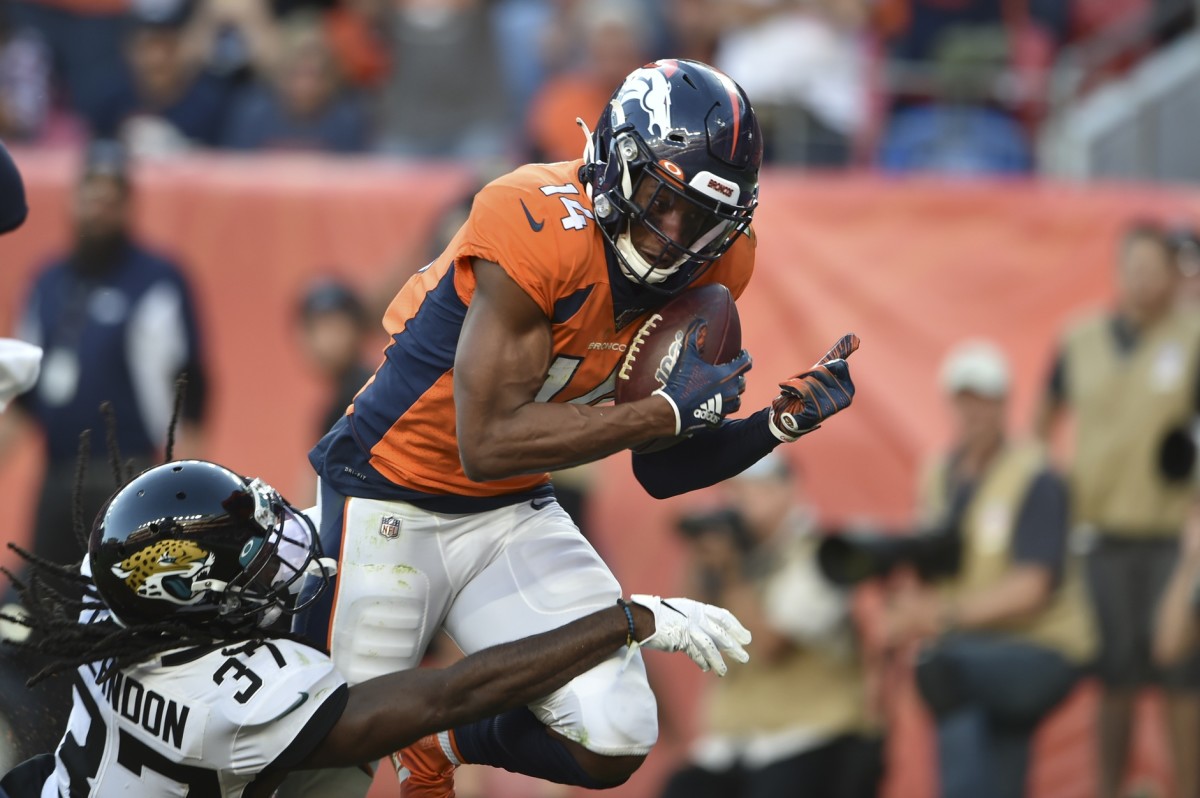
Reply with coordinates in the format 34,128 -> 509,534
43,637 -> 347,797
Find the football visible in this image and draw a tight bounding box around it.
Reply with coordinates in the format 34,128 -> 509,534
615,283 -> 742,405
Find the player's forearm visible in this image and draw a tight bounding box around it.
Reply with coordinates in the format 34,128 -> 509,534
313,605 -> 652,767
633,409 -> 780,499
432,604 -> 653,729
459,396 -> 676,481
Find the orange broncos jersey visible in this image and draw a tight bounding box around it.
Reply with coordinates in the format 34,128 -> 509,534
310,159 -> 754,510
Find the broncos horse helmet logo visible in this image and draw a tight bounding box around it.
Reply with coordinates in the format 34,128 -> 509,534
612,66 -> 673,140
111,539 -> 217,605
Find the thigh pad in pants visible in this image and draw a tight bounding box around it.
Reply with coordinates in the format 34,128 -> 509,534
442,500 -> 660,756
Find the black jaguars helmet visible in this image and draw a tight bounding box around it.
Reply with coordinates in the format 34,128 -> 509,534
583,58 -> 762,296
89,460 -> 335,629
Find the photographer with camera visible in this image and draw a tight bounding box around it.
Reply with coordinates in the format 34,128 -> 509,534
661,453 -> 883,798
1036,221 -> 1200,798
881,341 -> 1095,798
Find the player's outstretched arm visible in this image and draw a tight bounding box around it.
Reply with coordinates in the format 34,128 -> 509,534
300,596 -> 750,770
633,334 -> 860,499
766,333 -> 859,442
454,259 -> 679,480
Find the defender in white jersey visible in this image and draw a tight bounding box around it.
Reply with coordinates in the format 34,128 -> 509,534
47,621 -> 346,798
0,460 -> 751,798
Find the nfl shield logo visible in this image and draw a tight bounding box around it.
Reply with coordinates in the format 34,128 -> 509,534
379,516 -> 400,540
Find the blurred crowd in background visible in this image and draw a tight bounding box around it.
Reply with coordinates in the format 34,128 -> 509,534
0,0 -> 1194,173
7,1 -> 1200,798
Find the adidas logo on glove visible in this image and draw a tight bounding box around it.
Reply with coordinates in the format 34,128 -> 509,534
693,394 -> 722,425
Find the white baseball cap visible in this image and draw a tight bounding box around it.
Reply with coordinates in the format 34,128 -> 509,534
0,339 -> 42,411
940,340 -> 1010,398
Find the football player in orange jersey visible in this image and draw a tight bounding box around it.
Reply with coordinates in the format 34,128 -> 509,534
287,59 -> 858,798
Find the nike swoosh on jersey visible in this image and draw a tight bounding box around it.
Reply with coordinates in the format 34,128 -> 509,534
519,199 -> 545,232
530,497 -> 554,511
267,691 -> 310,723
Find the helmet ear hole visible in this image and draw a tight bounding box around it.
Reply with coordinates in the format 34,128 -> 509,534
594,194 -> 614,220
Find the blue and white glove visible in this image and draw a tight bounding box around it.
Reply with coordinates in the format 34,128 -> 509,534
630,594 -> 752,676
653,320 -> 752,436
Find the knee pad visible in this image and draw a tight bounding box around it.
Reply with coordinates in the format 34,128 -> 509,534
530,648 -> 659,756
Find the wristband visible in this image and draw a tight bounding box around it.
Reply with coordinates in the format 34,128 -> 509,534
616,597 -> 636,646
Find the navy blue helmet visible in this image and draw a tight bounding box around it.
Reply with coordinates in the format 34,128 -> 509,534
583,59 -> 762,296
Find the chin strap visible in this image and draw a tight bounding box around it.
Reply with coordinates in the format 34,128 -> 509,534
577,116 -> 601,207
577,117 -> 594,167
614,230 -> 684,285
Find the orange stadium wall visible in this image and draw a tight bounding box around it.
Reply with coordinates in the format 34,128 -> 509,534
3,149 -> 1200,798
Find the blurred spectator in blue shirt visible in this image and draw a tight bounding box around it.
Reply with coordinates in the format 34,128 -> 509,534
2,140 -> 209,571
221,10 -> 368,153
5,0 -> 130,136
95,2 -> 237,154
0,7 -> 51,143
878,105 -> 1032,175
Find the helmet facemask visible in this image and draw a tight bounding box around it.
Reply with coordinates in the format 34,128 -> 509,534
592,123 -> 753,297
91,462 -> 337,632
214,478 -> 335,629
609,147 -> 755,290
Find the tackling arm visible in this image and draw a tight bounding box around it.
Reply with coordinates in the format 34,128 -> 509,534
454,259 -> 677,481
302,597 -> 749,769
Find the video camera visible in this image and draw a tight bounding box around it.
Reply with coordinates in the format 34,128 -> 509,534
816,523 -> 961,586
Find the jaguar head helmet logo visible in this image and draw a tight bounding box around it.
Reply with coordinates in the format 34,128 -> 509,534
111,539 -> 216,605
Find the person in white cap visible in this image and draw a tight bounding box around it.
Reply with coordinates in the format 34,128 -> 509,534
882,340 -> 1095,798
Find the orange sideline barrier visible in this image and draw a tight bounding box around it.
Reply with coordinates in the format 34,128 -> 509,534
3,150 -> 1200,798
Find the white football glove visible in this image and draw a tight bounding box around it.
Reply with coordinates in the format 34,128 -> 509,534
630,594 -> 752,676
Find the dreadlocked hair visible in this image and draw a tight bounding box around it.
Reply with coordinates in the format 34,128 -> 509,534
164,373 -> 187,463
0,398 -> 314,689
1,544 -> 311,686
99,401 -> 127,486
